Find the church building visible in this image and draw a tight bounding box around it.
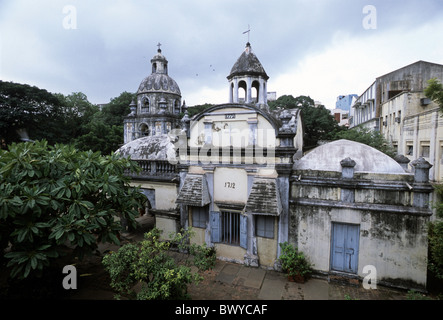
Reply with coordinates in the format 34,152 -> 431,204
117,43 -> 434,291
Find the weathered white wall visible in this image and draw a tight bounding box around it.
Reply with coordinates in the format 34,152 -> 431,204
291,204 -> 429,289
130,181 -> 177,211
256,218 -> 278,267
213,167 -> 248,204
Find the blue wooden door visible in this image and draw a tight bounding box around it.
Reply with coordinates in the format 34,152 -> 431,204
331,223 -> 360,274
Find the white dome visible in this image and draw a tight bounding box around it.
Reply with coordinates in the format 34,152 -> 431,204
116,134 -> 177,162
294,139 -> 405,174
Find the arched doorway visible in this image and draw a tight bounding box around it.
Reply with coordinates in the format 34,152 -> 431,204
139,123 -> 150,137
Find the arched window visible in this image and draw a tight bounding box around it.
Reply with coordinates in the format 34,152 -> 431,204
141,97 -> 150,113
238,80 -> 247,103
174,100 -> 181,114
139,123 -> 150,137
252,80 -> 260,104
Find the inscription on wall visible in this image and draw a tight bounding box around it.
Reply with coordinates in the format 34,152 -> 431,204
224,182 -> 236,189
214,167 -> 247,203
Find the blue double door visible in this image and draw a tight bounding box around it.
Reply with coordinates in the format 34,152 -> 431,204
331,223 -> 360,274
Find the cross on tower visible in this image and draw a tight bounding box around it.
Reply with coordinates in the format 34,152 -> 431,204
157,42 -> 162,51
243,25 -> 251,43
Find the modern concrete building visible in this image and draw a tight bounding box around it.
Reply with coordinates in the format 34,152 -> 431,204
336,94 -> 358,112
349,60 -> 443,182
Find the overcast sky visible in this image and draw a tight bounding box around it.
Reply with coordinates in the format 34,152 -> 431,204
1,0 -> 443,109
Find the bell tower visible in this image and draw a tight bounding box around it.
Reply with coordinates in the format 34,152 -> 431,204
227,42 -> 269,109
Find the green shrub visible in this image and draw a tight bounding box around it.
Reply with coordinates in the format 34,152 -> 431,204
279,242 -> 313,279
102,228 -> 216,300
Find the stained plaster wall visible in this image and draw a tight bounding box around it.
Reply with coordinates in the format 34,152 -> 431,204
289,169 -> 431,289
290,204 -> 429,289
130,181 -> 179,240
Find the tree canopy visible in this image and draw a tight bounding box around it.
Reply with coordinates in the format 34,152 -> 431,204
0,81 -> 134,154
333,126 -> 395,158
0,81 -> 66,147
269,94 -> 344,149
424,78 -> 443,113
186,103 -> 214,117
0,140 -> 146,280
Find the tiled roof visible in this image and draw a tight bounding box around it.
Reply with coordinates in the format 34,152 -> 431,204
176,174 -> 210,207
245,178 -> 281,216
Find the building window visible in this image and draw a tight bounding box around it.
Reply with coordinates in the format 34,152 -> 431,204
155,122 -> 162,135
139,123 -> 150,137
406,143 -> 414,156
420,143 -> 430,158
255,215 -> 274,239
141,98 -> 150,113
221,211 -> 241,246
392,142 -> 398,155
174,100 -> 181,114
210,211 -> 247,248
191,206 -> 208,228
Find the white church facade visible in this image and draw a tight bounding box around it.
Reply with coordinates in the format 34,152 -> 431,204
117,43 -> 434,291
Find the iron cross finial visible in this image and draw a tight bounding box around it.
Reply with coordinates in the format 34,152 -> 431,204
157,42 -> 162,51
243,24 -> 251,43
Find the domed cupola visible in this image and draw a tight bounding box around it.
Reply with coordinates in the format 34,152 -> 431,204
123,44 -> 184,144
227,42 -> 269,109
137,47 -> 181,97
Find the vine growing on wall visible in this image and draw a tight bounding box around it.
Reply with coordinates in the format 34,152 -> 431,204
429,184 -> 443,281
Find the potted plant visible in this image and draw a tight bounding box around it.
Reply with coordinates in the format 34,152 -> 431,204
279,242 -> 313,283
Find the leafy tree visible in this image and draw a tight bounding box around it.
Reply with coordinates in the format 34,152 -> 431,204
0,81 -> 66,147
75,121 -> 123,155
102,227 -> 215,300
424,78 -> 443,113
332,126 -> 395,157
55,92 -> 99,144
187,103 -> 214,117
268,94 -> 313,110
73,92 -> 134,153
301,104 -> 343,148
98,91 -> 135,127
0,140 -> 146,279
269,95 -> 342,149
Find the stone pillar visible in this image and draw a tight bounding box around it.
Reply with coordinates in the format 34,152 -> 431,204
246,77 -> 252,104
411,157 -> 432,183
233,79 -> 239,103
341,157 -> 356,179
340,157 -> 356,203
202,166 -> 215,248
394,154 -> 410,172
178,164 -> 189,230
410,157 -> 433,208
275,166 -> 292,268
263,81 -> 267,105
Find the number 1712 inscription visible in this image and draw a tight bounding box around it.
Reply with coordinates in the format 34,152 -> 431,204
224,182 -> 236,189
